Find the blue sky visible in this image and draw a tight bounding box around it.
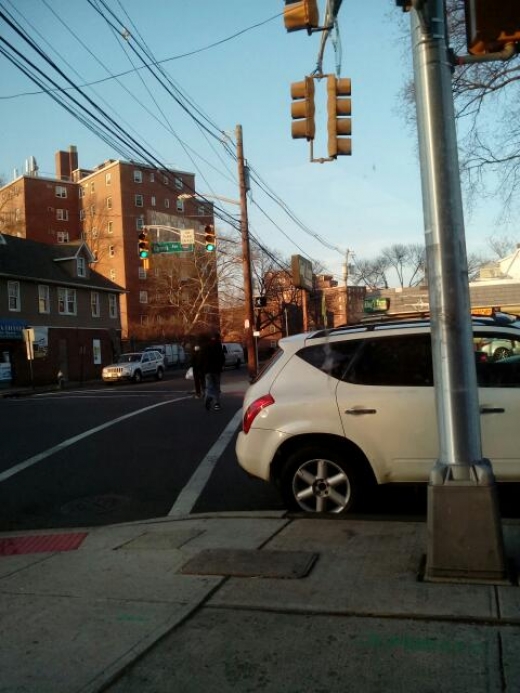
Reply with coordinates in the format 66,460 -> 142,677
0,0 -> 506,282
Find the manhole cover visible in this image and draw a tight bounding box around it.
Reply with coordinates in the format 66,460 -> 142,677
60,494 -> 129,515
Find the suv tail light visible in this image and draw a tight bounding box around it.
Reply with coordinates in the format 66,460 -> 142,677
243,394 -> 275,434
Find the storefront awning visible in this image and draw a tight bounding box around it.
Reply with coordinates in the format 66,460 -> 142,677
0,318 -> 28,340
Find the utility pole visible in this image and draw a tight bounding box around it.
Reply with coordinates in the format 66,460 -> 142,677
405,0 -> 506,583
236,124 -> 257,380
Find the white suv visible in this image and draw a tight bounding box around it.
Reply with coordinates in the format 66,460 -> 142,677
236,315 -> 520,514
102,351 -> 164,384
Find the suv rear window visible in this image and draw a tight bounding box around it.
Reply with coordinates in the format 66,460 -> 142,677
297,340 -> 361,379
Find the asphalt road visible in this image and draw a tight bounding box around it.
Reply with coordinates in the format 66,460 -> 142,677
1,368 -> 517,531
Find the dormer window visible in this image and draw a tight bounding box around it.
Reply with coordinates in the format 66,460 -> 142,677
77,257 -> 86,277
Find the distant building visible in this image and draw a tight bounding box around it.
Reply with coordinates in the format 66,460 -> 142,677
0,235 -> 124,386
0,146 -> 219,346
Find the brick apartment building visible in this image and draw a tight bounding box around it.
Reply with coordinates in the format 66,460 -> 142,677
0,146 -> 219,347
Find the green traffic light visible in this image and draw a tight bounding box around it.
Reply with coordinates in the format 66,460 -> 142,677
205,243 -> 215,252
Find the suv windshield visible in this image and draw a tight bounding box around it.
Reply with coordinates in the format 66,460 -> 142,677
118,354 -> 141,363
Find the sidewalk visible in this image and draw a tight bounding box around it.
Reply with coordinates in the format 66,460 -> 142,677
1,512 -> 519,693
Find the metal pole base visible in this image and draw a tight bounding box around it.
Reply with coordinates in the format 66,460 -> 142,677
425,461 -> 511,585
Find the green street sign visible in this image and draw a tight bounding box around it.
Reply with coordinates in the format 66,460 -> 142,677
151,242 -> 194,254
364,297 -> 390,314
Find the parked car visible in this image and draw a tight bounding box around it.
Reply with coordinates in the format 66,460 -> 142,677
222,342 -> 245,368
236,315 -> 520,514
478,336 -> 520,361
144,343 -> 185,368
102,351 -> 164,384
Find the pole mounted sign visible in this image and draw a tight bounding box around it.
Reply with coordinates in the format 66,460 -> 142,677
291,254 -> 313,291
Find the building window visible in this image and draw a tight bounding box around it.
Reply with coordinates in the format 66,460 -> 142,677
91,227 -> 98,238
79,186 -> 85,198
175,177 -> 183,189
139,290 -> 148,304
91,291 -> 100,317
58,287 -> 77,315
108,294 -> 117,318
164,198 -> 170,208
133,170 -> 143,183
138,267 -> 146,279
149,172 -> 155,183
90,205 -> 96,217
57,231 -> 70,243
106,196 -> 113,210
176,198 -> 184,212
8,281 -> 20,312
151,196 -> 156,207
55,185 -> 67,198
77,257 -> 86,276
79,209 -> 86,220
15,208 -> 21,220
56,209 -> 68,221
90,182 -> 95,194
197,205 -> 206,216
163,175 -> 168,184
108,245 -> 115,258
38,285 -> 50,314
109,269 -> 116,281
136,216 -> 144,230
105,172 -> 112,186
135,194 -> 143,207
107,221 -> 114,235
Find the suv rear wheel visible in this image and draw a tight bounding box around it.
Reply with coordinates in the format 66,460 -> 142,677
155,367 -> 164,380
280,444 -> 362,514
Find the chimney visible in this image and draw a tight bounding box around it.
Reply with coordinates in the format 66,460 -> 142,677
55,145 -> 78,181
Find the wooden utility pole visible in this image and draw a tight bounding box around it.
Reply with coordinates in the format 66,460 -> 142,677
236,124 -> 257,380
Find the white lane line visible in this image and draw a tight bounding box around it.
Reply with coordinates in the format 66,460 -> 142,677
0,396 -> 191,483
168,408 -> 242,517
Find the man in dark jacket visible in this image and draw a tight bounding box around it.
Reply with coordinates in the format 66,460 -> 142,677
201,332 -> 225,410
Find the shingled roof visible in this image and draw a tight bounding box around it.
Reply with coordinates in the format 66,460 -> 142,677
0,234 -> 125,293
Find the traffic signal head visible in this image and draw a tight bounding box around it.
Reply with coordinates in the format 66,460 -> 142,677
138,232 -> 150,259
283,0 -> 319,33
327,75 -> 352,158
204,224 -> 216,252
291,76 -> 315,141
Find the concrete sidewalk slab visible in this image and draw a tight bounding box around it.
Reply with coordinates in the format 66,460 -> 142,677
1,515 -> 519,693
102,607 -> 506,693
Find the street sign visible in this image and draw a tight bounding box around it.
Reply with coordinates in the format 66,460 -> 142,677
180,229 -> 195,245
151,242 -> 194,254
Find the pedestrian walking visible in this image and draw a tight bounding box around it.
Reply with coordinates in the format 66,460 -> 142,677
190,341 -> 205,399
201,332 -> 225,411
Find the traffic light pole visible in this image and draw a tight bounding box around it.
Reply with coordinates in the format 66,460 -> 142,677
236,124 -> 258,380
405,0 -> 507,583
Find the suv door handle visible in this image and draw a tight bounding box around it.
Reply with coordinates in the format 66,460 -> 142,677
345,407 -> 377,415
480,406 -> 505,414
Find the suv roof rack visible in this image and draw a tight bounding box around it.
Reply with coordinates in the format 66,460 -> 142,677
308,310 -> 520,341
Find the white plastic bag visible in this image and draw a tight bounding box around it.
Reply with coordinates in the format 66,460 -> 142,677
185,366 -> 194,380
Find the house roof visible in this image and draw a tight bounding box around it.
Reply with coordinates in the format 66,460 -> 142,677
0,234 -> 125,293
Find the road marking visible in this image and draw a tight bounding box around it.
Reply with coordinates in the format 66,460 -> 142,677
0,396 -> 191,483
168,408 -> 242,517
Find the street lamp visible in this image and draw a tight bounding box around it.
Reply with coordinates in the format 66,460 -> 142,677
179,173 -> 257,380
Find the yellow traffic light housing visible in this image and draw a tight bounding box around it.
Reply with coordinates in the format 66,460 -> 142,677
465,0 -> 520,55
204,224 -> 216,252
138,232 -> 150,269
327,75 -> 352,158
291,77 -> 315,141
283,0 -> 319,34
